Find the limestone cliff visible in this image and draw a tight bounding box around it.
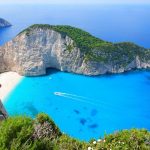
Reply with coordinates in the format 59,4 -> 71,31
0,18 -> 11,28
0,24 -> 150,76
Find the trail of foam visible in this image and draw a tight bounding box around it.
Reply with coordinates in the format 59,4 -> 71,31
57,92 -> 108,105
54,92 -> 98,106
55,92 -> 89,99
54,92 -> 121,111
56,92 -> 121,121
54,92 -> 135,117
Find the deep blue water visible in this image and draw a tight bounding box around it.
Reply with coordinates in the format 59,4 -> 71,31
0,4 -> 150,48
1,4 -> 150,141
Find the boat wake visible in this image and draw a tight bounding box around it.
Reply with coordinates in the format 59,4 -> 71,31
54,92 -> 126,120
54,92 -> 96,106
54,92 -> 118,109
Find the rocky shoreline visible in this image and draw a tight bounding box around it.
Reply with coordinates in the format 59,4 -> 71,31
0,24 -> 150,76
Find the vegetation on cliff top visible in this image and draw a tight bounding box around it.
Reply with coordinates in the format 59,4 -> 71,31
0,113 -> 150,150
20,24 -> 108,51
20,24 -> 150,65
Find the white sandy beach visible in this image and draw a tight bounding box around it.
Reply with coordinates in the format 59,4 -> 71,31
0,72 -> 23,102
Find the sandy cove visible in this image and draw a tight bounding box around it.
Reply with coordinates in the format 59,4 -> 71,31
0,72 -> 23,102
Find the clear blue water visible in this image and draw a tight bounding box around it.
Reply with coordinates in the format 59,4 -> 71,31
4,70 -> 150,141
1,4 -> 150,141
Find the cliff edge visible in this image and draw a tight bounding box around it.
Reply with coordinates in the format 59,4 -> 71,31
0,24 -> 150,76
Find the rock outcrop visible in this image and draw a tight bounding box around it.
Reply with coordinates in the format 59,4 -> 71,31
0,18 -> 11,28
0,24 -> 150,76
0,100 -> 8,121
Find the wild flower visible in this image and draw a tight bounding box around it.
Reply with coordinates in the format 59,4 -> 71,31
88,146 -> 93,150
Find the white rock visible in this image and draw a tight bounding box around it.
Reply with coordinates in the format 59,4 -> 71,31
0,26 -> 150,77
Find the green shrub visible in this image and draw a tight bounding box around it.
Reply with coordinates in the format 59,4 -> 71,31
0,114 -> 150,150
36,113 -> 61,137
36,113 -> 53,124
31,138 -> 58,150
0,116 -> 33,150
55,134 -> 88,150
89,129 -> 150,150
65,44 -> 74,52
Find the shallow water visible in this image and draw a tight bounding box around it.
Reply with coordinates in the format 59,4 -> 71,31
1,4 -> 150,141
4,70 -> 150,141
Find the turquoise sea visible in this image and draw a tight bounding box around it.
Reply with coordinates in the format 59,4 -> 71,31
0,4 -> 150,141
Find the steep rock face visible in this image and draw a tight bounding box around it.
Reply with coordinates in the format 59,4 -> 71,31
0,25 -> 150,76
0,18 -> 11,28
0,100 -> 8,121
0,28 -> 86,76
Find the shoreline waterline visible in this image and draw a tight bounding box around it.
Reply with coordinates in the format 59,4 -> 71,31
0,72 -> 23,102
